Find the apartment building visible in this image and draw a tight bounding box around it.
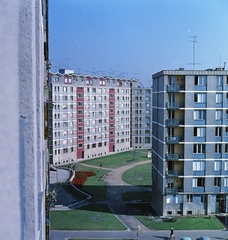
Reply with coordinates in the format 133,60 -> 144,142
48,70 -> 140,166
152,68 -> 228,216
131,87 -> 153,149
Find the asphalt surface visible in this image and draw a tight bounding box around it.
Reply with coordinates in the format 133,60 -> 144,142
50,161 -> 228,240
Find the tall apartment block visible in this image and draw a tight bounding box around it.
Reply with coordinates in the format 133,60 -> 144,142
131,87 -> 153,149
152,68 -> 228,216
48,70 -> 141,166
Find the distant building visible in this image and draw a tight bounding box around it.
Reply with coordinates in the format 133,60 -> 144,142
48,71 -> 152,166
0,0 -> 48,239
152,68 -> 228,216
49,72 -> 136,165
131,87 -> 153,149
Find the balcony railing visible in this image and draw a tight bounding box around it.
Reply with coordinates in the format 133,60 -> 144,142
165,187 -> 178,195
166,135 -> 183,144
166,170 -> 179,177
166,101 -> 180,110
165,119 -> 180,127
166,153 -> 180,161
166,84 -> 180,92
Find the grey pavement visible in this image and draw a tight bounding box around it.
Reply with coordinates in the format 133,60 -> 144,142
50,168 -> 70,184
50,161 -> 228,240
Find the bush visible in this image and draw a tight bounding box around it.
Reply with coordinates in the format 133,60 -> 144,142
71,171 -> 96,188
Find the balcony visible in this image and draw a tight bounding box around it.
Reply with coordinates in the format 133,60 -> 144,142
166,153 -> 180,161
166,170 -> 179,177
165,187 -> 178,195
166,135 -> 183,144
165,119 -> 180,127
166,102 -> 180,110
166,84 -> 180,92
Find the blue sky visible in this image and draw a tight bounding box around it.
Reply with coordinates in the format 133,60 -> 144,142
49,0 -> 228,86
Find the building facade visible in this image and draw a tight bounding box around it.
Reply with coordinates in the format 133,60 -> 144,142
152,68 -> 228,216
0,0 -> 48,239
49,71 -> 140,166
131,87 -> 153,149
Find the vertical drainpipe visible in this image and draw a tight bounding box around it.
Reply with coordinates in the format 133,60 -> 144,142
19,115 -> 27,240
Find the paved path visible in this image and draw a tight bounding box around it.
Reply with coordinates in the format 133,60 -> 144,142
50,160 -> 228,240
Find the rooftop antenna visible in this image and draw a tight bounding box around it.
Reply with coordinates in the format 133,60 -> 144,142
188,36 -> 201,69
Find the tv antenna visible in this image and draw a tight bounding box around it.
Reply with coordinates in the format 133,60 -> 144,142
188,36 -> 201,69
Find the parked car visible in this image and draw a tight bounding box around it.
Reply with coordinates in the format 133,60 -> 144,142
179,237 -> 192,240
196,237 -> 210,240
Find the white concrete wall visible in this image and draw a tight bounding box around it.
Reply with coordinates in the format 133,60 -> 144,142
0,0 -> 46,239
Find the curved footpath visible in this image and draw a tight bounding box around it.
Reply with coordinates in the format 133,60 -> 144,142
50,160 -> 228,240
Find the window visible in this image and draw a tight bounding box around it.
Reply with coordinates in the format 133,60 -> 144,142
215,144 -> 222,153
214,161 -> 221,170
224,178 -> 228,187
193,161 -> 205,171
63,86 -> 67,92
63,148 -> 68,153
215,127 -> 222,136
194,110 -> 206,120
193,144 -> 205,153
216,76 -> 223,86
194,127 -> 205,137
78,110 -> 83,115
78,93 -> 83,98
225,144 -> 228,153
78,118 -> 83,123
225,161 -> 228,170
78,126 -> 83,132
187,194 -> 193,202
78,102 -> 83,106
216,93 -> 223,103
63,122 -> 68,127
110,93 -> 114,98
215,110 -> 222,120
194,93 -> 206,102
195,76 -> 207,85
193,178 -> 204,187
214,177 -> 221,186
78,135 -> 83,140
78,143 -> 83,148
63,131 -> 67,136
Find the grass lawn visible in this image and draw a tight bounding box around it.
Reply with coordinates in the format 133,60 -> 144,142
74,165 -> 109,201
50,204 -> 126,230
81,150 -> 150,169
137,215 -> 223,230
122,163 -> 152,187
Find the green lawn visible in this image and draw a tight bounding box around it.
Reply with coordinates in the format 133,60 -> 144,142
122,163 -> 152,187
74,165 -> 109,201
50,204 -> 126,230
81,150 -> 150,169
137,215 -> 223,230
